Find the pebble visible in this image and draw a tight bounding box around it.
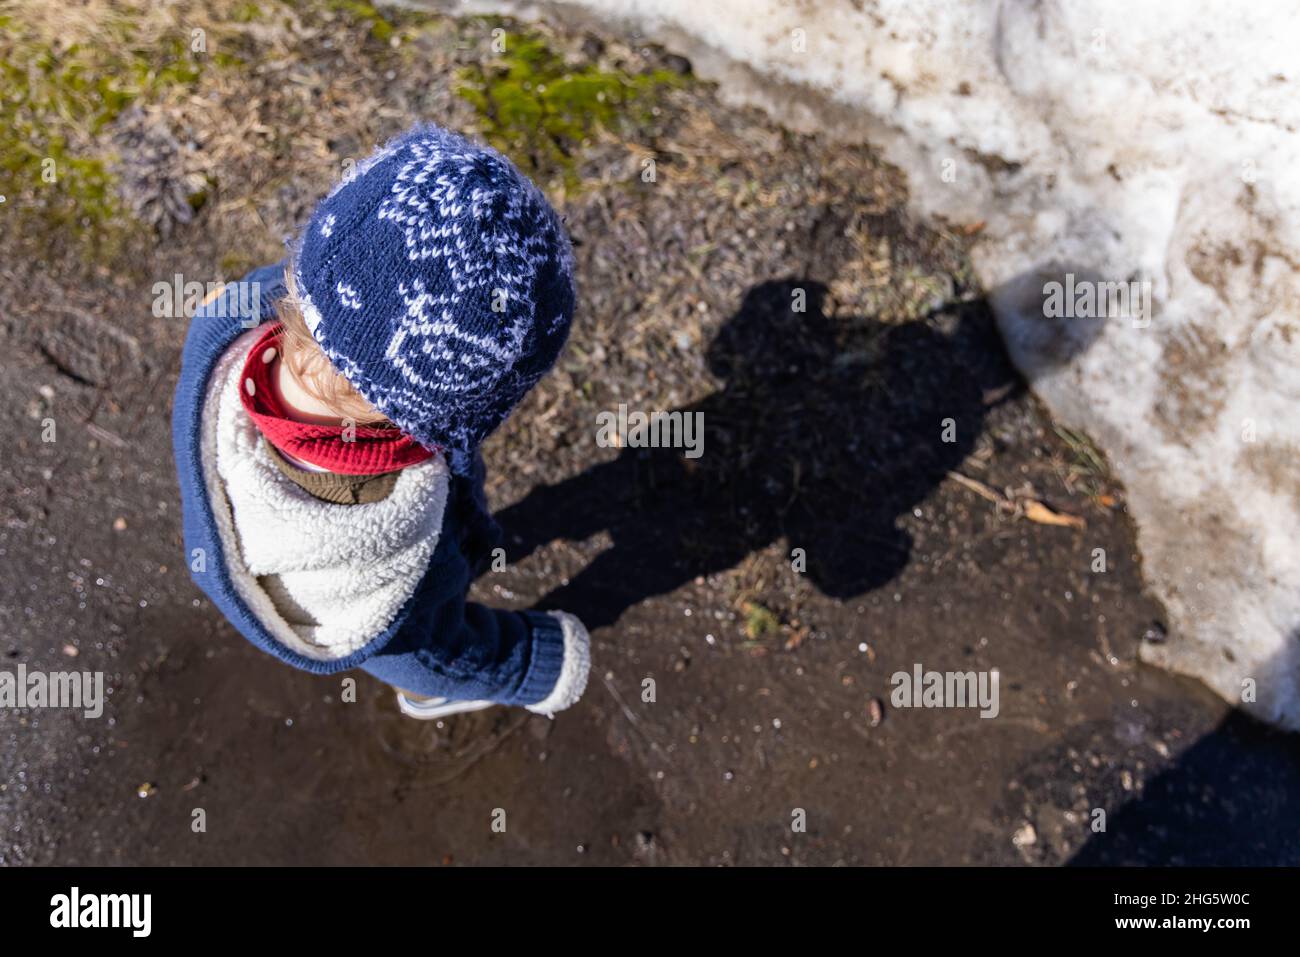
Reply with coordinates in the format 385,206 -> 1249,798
1012,822 -> 1037,847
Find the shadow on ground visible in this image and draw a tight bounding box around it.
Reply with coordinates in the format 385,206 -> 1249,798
1070,699 -> 1300,864
499,280 -> 1018,629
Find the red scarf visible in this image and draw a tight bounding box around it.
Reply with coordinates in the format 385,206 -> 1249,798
238,324 -> 435,476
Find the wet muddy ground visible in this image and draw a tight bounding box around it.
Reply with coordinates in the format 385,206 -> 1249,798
2,1 -> 1298,866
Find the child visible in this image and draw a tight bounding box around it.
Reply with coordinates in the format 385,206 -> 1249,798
171,124 -> 590,720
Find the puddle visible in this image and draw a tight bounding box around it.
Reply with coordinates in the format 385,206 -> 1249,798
360,685 -> 532,783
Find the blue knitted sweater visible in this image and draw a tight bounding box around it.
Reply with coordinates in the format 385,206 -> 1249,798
171,263 -> 588,711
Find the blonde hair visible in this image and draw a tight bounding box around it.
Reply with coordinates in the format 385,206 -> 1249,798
274,269 -> 392,425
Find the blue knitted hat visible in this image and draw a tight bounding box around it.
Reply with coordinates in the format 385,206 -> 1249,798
292,124 -> 575,460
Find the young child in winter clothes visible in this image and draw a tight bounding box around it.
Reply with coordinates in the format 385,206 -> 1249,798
172,124 -> 591,719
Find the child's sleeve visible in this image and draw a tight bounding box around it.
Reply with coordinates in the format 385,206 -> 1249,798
357,529 -> 590,715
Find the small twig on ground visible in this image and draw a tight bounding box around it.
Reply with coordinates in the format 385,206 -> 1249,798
947,471 -> 1087,530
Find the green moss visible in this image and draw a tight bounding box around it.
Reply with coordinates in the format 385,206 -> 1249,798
742,601 -> 780,640
140,36 -> 205,89
232,1 -> 263,23
0,11 -> 212,259
306,0 -> 447,47
455,21 -> 682,186
325,0 -> 398,42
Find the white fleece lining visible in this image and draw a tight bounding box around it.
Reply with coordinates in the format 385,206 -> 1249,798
526,611 -> 591,716
199,328 -> 450,662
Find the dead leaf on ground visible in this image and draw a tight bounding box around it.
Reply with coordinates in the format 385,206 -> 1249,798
1022,500 -> 1086,530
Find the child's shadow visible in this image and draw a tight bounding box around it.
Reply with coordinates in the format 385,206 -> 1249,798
495,279 -> 1017,631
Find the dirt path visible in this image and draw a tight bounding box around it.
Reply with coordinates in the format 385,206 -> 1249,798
1,1 -> 1297,865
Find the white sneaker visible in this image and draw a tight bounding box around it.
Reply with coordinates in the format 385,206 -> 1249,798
395,692 -> 496,720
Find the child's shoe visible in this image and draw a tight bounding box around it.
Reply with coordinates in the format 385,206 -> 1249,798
395,692 -> 496,720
